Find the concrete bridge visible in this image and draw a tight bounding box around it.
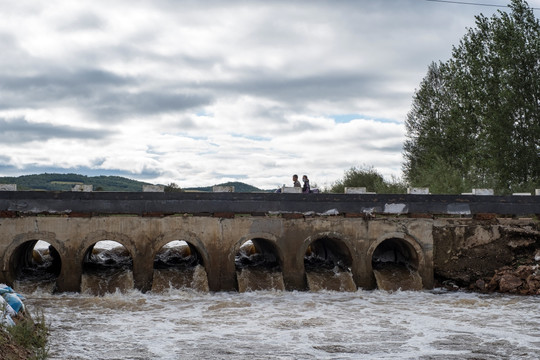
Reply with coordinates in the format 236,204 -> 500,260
1,191 -> 539,292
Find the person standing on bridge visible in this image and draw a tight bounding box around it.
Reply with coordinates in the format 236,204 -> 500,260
292,174 -> 301,188
302,175 -> 310,193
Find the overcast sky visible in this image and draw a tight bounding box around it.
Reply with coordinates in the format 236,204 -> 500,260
1,0 -> 538,189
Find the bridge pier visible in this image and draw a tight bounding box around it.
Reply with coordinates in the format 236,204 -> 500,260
56,255 -> 82,293
133,249 -> 154,293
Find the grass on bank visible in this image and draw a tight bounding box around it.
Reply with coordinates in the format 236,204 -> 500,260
0,310 -> 49,360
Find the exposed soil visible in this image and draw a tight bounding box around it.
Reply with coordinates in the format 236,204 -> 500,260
433,217 -> 540,294
0,333 -> 32,360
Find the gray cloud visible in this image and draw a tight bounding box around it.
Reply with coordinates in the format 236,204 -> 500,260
206,71 -> 396,104
91,91 -> 213,118
58,12 -> 105,31
0,0 -> 519,188
0,69 -> 213,120
0,117 -> 111,144
0,69 -> 132,107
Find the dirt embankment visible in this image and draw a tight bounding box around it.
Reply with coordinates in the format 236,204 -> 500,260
0,340 -> 32,360
433,217 -> 540,295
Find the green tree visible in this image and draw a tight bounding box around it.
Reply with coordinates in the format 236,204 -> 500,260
329,166 -> 406,194
404,0 -> 540,194
164,182 -> 184,192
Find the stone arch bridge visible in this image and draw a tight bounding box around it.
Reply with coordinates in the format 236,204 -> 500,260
1,191 -> 538,292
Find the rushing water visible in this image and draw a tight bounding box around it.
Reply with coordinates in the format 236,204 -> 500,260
12,242 -> 540,359
21,289 -> 540,359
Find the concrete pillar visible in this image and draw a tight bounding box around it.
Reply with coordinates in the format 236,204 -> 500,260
345,187 -> 366,194
213,186 -> 234,192
282,187 -> 302,193
215,258 -> 237,291
132,239 -> 154,292
56,254 -> 82,292
473,188 -> 494,195
143,185 -> 165,192
408,187 -> 429,194
72,184 -> 93,192
281,256 -> 305,291
352,256 -> 374,290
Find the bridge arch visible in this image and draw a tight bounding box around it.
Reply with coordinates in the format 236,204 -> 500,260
299,232 -> 357,291
78,230 -> 136,264
150,230 -> 210,291
231,232 -> 284,269
367,232 -> 426,288
153,230 -> 209,269
78,231 -> 136,294
231,232 -> 285,291
2,232 -> 64,287
300,231 -> 354,271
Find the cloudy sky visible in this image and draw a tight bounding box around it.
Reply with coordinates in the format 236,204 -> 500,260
1,0 -> 538,189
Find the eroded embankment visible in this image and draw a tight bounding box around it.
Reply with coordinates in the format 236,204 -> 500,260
433,217 -> 540,294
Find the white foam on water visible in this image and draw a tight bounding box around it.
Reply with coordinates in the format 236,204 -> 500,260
24,289 -> 540,360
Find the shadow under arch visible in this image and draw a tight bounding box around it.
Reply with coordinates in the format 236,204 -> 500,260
79,231 -> 135,295
301,232 -> 357,292
151,231 -> 210,292
232,232 -> 284,270
301,231 -> 354,271
367,232 -> 426,290
153,230 -> 209,270
3,232 -> 64,290
79,230 -> 136,265
233,232 -> 285,292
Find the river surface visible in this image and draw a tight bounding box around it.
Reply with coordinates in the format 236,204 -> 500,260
20,288 -> 540,360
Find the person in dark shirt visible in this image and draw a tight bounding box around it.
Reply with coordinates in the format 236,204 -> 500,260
302,175 -> 310,193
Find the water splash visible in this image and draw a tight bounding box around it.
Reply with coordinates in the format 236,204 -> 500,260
305,267 -> 356,292
81,270 -> 134,296
373,263 -> 423,291
152,265 -> 209,292
304,252 -> 356,291
236,268 -> 285,292
82,244 -> 134,295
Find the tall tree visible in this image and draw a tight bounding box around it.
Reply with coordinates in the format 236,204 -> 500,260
404,0 -> 540,193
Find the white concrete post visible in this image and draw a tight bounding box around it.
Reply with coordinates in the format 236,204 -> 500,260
143,185 -> 165,192
0,184 -> 17,191
407,187 -> 429,194
213,186 -> 234,192
72,184 -> 93,192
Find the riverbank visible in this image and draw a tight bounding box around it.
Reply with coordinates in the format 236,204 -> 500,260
0,308 -> 49,359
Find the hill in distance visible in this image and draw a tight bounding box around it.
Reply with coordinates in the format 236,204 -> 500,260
185,181 -> 266,193
0,173 -> 267,192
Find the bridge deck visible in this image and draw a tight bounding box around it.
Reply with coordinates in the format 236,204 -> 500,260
1,191 -> 539,216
